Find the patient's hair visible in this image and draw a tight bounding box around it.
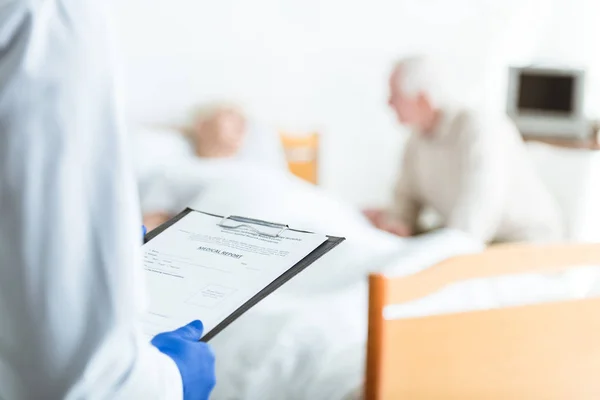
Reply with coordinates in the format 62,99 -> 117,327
393,56 -> 447,107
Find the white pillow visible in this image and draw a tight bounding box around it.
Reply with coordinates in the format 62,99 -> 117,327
132,121 -> 288,213
131,121 -> 286,184
129,126 -> 193,197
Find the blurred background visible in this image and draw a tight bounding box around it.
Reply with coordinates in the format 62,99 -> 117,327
3,3 -> 600,398
112,0 -> 599,206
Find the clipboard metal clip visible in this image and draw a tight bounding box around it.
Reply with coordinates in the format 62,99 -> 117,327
217,215 -> 289,238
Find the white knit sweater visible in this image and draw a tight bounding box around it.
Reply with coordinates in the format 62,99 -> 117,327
390,108 -> 563,243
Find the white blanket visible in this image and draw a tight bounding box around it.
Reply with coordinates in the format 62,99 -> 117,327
141,161 -> 484,399
137,151 -> 600,399
207,232 -> 482,400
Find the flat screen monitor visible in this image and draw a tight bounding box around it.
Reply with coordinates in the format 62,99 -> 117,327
507,67 -> 586,138
517,74 -> 575,114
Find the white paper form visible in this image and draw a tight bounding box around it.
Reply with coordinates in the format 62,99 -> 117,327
141,211 -> 328,339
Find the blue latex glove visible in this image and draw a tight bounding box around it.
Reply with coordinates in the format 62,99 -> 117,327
152,320 -> 216,400
142,225 -> 147,239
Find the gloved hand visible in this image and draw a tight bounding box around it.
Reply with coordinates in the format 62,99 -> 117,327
142,225 -> 147,239
151,320 -> 216,400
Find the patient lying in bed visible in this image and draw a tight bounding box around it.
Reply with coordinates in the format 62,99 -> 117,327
183,104 -> 247,159
142,104 -> 285,230
136,117 -> 486,399
135,110 -> 595,399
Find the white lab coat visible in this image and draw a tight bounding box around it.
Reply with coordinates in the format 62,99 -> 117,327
0,1 -> 183,398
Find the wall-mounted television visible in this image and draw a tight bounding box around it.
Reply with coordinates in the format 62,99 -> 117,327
507,66 -> 586,138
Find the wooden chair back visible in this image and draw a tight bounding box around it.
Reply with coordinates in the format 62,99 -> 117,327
280,132 -> 319,184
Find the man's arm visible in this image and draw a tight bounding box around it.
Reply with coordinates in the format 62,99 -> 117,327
446,114 -> 508,243
387,137 -> 422,234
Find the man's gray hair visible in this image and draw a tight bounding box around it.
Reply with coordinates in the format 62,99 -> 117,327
393,56 -> 447,107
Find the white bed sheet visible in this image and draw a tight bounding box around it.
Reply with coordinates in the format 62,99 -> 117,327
140,161 -> 484,399
137,147 -> 600,399
207,230 -> 482,400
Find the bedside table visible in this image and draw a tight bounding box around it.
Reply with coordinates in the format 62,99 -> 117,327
523,135 -> 600,151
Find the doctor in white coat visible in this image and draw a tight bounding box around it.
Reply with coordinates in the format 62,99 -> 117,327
0,1 -> 215,399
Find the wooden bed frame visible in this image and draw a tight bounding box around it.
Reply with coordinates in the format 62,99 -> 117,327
365,243 -> 600,399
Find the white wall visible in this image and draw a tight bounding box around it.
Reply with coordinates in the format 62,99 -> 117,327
112,0 -> 598,206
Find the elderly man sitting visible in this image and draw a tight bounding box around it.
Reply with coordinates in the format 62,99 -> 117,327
365,57 -> 563,244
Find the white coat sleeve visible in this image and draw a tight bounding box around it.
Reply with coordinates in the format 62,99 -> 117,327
0,1 -> 183,399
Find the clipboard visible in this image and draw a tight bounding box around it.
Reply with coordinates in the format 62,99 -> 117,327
144,208 -> 345,341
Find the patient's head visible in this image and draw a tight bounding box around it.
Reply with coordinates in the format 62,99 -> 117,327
388,56 -> 445,134
188,104 -> 247,158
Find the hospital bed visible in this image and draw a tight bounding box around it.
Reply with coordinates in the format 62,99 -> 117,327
367,242 -> 600,399
132,125 -> 600,399
130,124 -> 486,398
